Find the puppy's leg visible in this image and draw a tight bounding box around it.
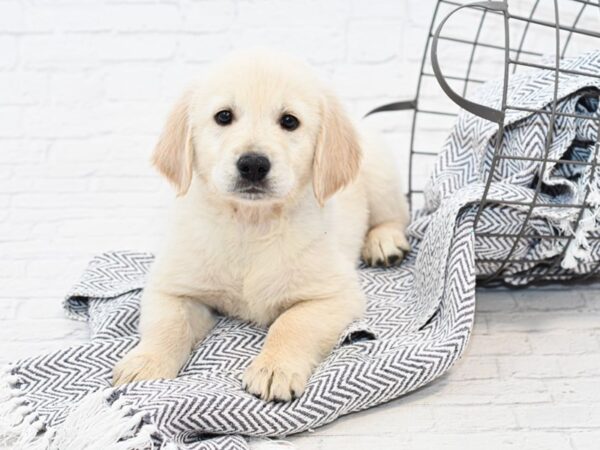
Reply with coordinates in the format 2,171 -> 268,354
242,290 -> 362,402
113,289 -> 214,385
360,130 -> 411,267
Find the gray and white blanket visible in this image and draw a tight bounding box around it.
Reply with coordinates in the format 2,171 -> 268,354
1,50 -> 599,449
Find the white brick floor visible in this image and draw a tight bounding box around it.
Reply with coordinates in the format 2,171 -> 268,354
2,279 -> 599,450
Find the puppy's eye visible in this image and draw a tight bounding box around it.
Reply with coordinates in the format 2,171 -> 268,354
279,114 -> 300,131
215,110 -> 233,126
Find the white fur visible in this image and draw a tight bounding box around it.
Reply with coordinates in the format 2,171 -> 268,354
113,50 -> 411,402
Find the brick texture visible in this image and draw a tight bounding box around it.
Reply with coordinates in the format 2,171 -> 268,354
1,1 -> 599,449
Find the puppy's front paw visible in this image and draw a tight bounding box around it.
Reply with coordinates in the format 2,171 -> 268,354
362,222 -> 410,267
113,347 -> 181,386
242,352 -> 312,402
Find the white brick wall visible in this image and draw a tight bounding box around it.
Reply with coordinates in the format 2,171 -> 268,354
1,0 -> 433,355
2,1 -> 600,448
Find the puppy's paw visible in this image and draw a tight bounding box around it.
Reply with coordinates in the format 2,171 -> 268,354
113,347 -> 180,386
242,352 -> 312,402
362,222 -> 410,267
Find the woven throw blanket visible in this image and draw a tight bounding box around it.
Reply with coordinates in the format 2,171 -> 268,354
1,50 -> 599,449
412,50 -> 600,284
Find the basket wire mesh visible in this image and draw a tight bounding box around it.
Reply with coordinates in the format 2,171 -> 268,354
369,0 -> 600,285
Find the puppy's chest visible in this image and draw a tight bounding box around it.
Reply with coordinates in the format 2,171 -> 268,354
198,231 -> 307,326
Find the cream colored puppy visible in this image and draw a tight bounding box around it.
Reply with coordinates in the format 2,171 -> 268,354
113,50 -> 410,401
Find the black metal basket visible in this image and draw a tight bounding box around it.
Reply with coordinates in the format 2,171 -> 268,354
370,0 -> 600,285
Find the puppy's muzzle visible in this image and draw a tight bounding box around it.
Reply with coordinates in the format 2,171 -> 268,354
237,153 -> 271,183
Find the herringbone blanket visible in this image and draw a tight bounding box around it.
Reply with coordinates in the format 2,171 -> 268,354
1,50 -> 598,450
412,50 -> 600,284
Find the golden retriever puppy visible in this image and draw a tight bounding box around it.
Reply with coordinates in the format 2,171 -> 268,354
113,50 -> 410,401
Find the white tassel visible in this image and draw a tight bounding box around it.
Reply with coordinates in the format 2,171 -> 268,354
587,189 -> 600,206
554,218 -> 572,235
48,389 -> 157,450
0,365 -> 48,450
562,240 -> 579,269
2,371 -> 162,450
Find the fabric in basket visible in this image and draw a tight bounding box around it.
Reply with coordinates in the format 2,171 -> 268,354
411,50 -> 600,284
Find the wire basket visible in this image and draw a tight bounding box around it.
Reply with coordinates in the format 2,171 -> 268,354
370,0 -> 600,285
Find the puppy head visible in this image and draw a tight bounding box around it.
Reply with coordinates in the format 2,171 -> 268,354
152,50 -> 361,207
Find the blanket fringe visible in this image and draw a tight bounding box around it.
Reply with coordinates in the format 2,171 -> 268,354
1,366 -> 160,450
48,389 -> 158,450
0,365 -> 50,450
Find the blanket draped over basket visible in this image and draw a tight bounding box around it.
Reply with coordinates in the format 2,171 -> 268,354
1,50 -> 599,450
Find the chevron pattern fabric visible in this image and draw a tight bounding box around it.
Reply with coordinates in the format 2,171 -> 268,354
1,51 -> 599,449
1,232 -> 476,450
412,49 -> 600,284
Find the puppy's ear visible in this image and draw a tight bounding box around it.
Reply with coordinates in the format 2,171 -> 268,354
312,92 -> 362,206
152,93 -> 194,196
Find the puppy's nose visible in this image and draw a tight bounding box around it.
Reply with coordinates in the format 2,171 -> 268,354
236,153 -> 271,182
